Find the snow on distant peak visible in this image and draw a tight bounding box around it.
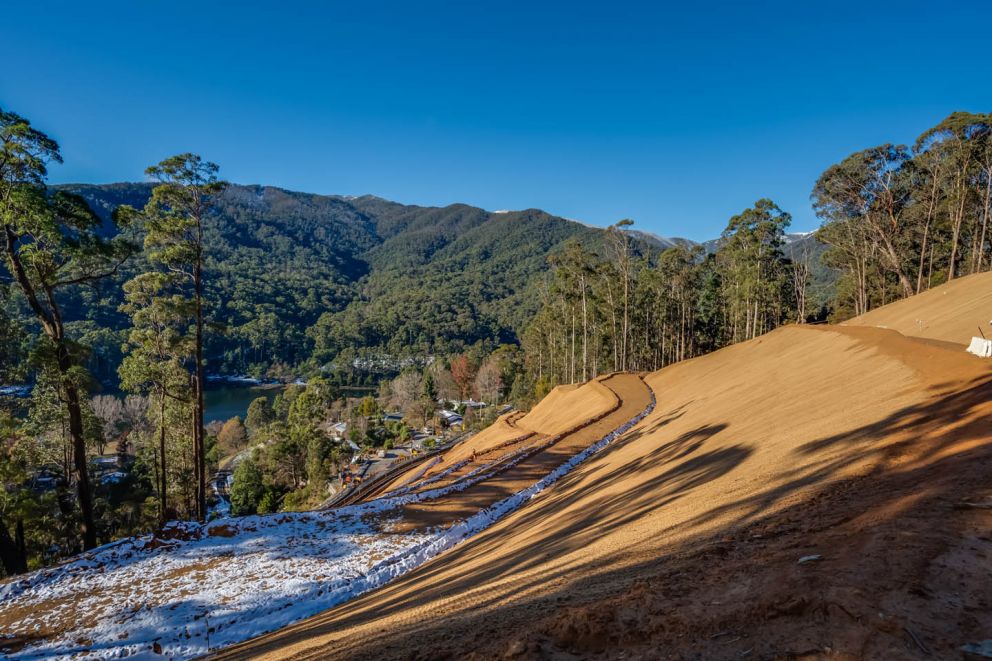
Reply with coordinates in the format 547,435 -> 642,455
783,230 -> 816,244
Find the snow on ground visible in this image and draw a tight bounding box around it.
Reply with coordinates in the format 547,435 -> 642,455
0,395 -> 655,660
0,511 -> 431,659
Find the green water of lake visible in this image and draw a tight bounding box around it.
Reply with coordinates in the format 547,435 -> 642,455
202,383 -> 377,424
203,384 -> 279,424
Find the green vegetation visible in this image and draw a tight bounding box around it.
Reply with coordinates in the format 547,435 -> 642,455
229,456 -> 264,516
813,112 -> 992,318
53,185 -> 609,384
522,201 -> 801,392
1,109 -> 133,550
117,155 -> 227,524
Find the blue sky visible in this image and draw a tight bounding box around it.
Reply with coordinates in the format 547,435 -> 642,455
4,1 -> 991,239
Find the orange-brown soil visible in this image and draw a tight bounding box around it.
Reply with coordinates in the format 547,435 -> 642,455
843,270 -> 992,344
215,274 -> 992,660
391,374 -> 650,531
373,376 -> 621,501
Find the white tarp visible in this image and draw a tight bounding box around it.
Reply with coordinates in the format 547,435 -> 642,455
966,336 -> 992,358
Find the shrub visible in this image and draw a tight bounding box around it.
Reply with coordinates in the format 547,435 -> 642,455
281,488 -> 310,512
229,457 -> 264,516
256,488 -> 280,514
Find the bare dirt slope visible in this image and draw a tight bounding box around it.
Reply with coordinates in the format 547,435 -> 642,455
392,373 -> 647,532
379,378 -> 618,496
217,278 -> 992,660
514,379 -> 617,436
844,270 -> 992,344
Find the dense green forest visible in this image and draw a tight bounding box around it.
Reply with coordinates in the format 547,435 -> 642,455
43,183 -> 613,385
2,105 -> 989,577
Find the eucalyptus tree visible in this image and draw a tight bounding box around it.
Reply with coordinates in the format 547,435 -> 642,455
970,119 -> 992,273
717,199 -> 792,341
812,145 -> 915,298
0,109 -> 132,549
656,245 -> 702,362
554,241 -> 597,381
118,271 -> 194,524
132,154 -> 226,521
791,243 -> 812,324
906,145 -> 946,293
606,219 -> 635,371
915,113 -> 992,279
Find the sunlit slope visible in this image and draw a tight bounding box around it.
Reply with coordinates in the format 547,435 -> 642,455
514,378 -> 616,435
380,378 -> 617,494
219,303 -> 991,659
843,270 -> 992,344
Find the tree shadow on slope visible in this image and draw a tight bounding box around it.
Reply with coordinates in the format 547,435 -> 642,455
218,371 -> 992,661
682,372 -> 992,533
317,372 -> 992,660
211,417 -> 752,659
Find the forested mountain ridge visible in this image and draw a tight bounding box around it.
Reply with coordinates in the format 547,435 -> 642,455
50,183 -> 614,381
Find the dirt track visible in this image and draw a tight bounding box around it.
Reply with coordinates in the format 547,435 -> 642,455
213,311 -> 992,660
390,373 -> 649,531
374,378 -> 619,499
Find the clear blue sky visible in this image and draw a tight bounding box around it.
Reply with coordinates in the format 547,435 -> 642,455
4,1 -> 991,239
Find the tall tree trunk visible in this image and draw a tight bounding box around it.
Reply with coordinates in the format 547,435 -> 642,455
916,218 -> 932,294
62,361 -> 97,550
604,278 -> 618,372
580,276 -> 588,382
194,257 -> 206,522
948,173 -> 967,280
4,230 -> 97,549
158,390 -> 168,526
978,171 -> 992,273
873,221 -> 914,298
569,308 -> 576,384
621,272 -> 629,371
660,320 -> 667,369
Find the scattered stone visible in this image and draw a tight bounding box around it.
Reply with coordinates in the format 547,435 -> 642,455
505,638 -> 527,657
207,524 -> 238,538
956,500 -> 992,510
962,640 -> 992,659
